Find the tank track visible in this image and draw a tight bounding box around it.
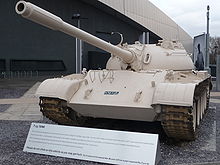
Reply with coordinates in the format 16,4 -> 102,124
40,98 -> 197,140
161,105 -> 195,140
161,78 -> 211,141
39,97 -> 75,125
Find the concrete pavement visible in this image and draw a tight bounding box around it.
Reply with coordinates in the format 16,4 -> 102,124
0,82 -> 42,121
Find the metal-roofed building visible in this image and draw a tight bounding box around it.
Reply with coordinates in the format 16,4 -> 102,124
0,0 -> 192,75
99,0 -> 193,52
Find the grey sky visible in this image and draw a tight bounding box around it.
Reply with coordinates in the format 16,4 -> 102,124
149,0 -> 220,37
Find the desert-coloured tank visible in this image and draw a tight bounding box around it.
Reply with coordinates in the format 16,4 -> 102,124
16,1 -> 212,141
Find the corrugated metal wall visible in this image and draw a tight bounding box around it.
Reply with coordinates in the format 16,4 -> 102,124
99,0 -> 193,53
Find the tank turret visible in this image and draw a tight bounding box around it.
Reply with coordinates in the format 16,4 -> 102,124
15,1 -> 194,72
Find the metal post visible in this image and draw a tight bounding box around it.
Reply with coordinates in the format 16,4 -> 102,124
142,32 -> 146,44
72,13 -> 83,74
75,33 -> 78,73
216,55 -> 220,91
206,5 -> 210,72
78,19 -> 82,73
75,19 -> 81,73
146,32 -> 150,44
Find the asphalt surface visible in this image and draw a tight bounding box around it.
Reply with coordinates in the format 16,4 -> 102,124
0,78 -> 220,165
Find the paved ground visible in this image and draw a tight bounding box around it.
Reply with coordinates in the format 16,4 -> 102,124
0,82 -> 40,121
0,78 -> 220,165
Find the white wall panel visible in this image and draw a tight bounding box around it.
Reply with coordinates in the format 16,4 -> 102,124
99,0 -> 193,52
99,0 -> 125,13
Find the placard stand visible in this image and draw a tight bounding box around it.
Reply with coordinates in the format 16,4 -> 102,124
24,123 -> 161,165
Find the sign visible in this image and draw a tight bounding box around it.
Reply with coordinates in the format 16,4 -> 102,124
193,34 -> 206,70
104,91 -> 120,95
24,123 -> 161,165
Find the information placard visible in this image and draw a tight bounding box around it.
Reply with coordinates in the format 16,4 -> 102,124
24,123 -> 161,165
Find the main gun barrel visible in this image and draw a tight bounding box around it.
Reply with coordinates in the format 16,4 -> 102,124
15,1 -> 134,63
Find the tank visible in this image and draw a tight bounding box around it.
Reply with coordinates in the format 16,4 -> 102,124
15,1 -> 212,141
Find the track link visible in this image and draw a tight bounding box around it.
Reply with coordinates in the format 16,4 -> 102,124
39,97 -> 75,125
161,106 -> 195,140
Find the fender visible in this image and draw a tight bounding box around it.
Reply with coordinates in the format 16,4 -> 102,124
36,78 -> 82,101
152,83 -> 196,107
